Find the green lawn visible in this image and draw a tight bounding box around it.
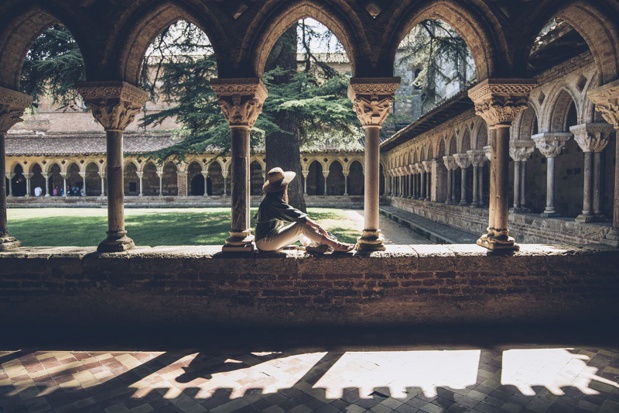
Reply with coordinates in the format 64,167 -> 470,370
6,208 -> 361,247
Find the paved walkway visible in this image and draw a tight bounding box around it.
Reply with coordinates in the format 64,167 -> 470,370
1,342 -> 619,412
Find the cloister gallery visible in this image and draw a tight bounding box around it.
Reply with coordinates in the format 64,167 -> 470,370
1,0 -> 619,329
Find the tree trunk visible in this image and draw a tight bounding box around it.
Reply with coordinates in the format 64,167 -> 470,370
264,24 -> 307,211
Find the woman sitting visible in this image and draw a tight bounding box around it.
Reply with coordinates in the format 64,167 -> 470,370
255,167 -> 355,253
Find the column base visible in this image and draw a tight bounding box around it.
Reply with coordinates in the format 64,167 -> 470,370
97,232 -> 135,252
476,229 -> 520,252
512,207 -> 530,213
540,210 -> 560,218
600,228 -> 619,248
356,229 -> 386,252
470,202 -> 479,208
0,234 -> 21,251
459,201 -> 468,206
222,231 -> 255,253
575,214 -> 595,223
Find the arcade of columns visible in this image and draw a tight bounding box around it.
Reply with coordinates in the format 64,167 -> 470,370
1,1 -> 619,253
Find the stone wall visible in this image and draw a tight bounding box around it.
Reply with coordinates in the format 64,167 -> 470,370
0,245 -> 617,328
390,197 -> 613,245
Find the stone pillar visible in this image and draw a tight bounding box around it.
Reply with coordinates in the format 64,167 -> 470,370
79,172 -> 87,196
100,173 -> 106,197
137,172 -> 144,196
408,166 -> 414,198
222,170 -> 228,196
0,87 -> 31,250
443,156 -> 455,204
61,173 -> 68,198
24,173 -> 32,197
533,132 -> 571,217
570,123 -> 614,222
322,170 -> 329,195
419,164 -> 426,200
468,79 -> 535,251
422,161 -> 431,201
453,154 -> 471,206
156,167 -> 163,197
6,173 -> 12,197
302,170 -> 308,195
77,81 -> 149,252
468,150 -> 485,208
202,172 -> 209,197
348,77 -> 400,252
343,171 -> 349,196
211,78 -> 267,252
42,173 -> 49,197
588,81 -> 619,246
509,140 -> 534,212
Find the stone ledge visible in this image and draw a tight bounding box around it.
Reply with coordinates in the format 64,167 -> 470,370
1,244 -> 618,328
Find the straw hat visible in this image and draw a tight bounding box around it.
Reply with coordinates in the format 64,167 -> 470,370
263,167 -> 296,193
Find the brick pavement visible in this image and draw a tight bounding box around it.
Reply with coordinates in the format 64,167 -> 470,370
1,345 -> 619,412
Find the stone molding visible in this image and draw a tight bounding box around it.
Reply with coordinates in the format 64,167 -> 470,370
569,123 -> 615,153
532,132 -> 571,158
453,153 -> 471,169
509,140 -> 535,161
468,79 -> 536,128
348,78 -> 400,127
467,150 -> 486,167
0,86 -> 32,133
76,82 -> 148,132
588,79 -> 619,129
210,78 -> 268,129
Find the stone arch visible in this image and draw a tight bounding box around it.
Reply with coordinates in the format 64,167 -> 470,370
327,160 -> 345,195
124,159 -> 140,173
11,164 -> 26,196
436,137 -> 447,158
110,2 -> 225,86
66,162 -> 82,195
348,160 -> 364,196
207,161 -> 224,196
187,161 -> 204,196
29,163 -> 45,196
85,162 -> 101,196
515,107 -> 538,140
448,134 -> 457,155
307,160 -> 324,195
141,162 -> 158,195
0,5 -> 89,89
547,88 -> 579,133
387,0 -> 501,82
461,129 -> 472,153
162,161 -> 177,195
47,163 -> 63,195
247,1 -> 362,77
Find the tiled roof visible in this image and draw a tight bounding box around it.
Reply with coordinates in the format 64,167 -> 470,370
6,133 -> 178,156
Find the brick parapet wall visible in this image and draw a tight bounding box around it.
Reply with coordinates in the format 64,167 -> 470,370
1,245 -> 618,328
390,198 -> 613,245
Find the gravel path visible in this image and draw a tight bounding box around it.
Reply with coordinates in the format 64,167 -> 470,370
342,209 -> 434,244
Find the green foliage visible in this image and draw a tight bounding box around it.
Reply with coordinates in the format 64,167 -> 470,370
21,25 -> 85,110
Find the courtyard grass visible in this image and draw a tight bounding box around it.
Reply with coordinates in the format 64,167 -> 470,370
6,207 -> 361,247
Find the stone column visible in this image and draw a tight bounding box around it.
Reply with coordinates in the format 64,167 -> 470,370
302,170 -> 308,195
202,172 -> 209,197
211,78 -> 267,252
422,161 -> 431,201
408,166 -> 414,198
468,79 -> 535,251
156,167 -> 163,197
42,173 -> 49,197
570,123 -> 614,222
79,172 -> 87,196
322,170 -> 329,195
61,173 -> 68,198
24,173 -> 32,197
468,150 -> 485,207
6,173 -> 12,197
589,81 -> 619,246
348,77 -> 400,252
100,173 -> 106,197
509,141 -> 534,212
419,164 -> 426,200
77,81 -> 149,252
533,132 -> 571,217
453,154 -> 471,206
136,172 -> 144,196
443,156 -> 455,204
343,171 -> 349,196
0,87 -> 31,250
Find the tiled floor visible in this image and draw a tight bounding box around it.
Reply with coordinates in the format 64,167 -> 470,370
1,344 -> 619,412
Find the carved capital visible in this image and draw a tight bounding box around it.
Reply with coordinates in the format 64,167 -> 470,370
348,78 -> 400,128
0,86 -> 32,133
468,79 -> 536,128
467,150 -> 486,167
421,160 -> 432,173
210,78 -> 268,129
509,140 -> 535,161
532,132 -> 571,158
77,81 -> 148,131
483,145 -> 492,161
588,79 -> 619,130
442,156 -> 457,171
569,123 -> 615,153
453,153 -> 471,169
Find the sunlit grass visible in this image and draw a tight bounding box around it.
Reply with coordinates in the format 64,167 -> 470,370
6,207 -> 361,247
